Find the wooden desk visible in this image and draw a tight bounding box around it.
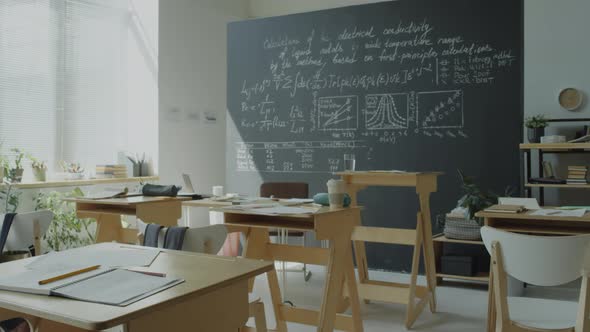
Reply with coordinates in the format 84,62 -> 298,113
219,206 -> 364,332
0,242 -> 273,332
476,209 -> 590,332
65,196 -> 190,243
337,171 -> 441,329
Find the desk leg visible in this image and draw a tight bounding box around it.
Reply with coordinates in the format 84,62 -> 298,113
349,187 -> 370,305
94,214 -> 123,243
487,262 -> 496,332
418,193 -> 437,313
242,227 -> 288,332
344,239 -> 364,331
319,234 -> 352,332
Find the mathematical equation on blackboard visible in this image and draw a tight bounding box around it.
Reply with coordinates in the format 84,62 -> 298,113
230,17 -> 518,173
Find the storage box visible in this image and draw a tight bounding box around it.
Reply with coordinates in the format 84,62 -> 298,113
441,255 -> 477,277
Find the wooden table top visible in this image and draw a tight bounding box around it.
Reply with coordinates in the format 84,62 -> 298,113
0,243 -> 273,330
216,205 -> 360,219
475,209 -> 590,222
63,196 -> 191,206
336,171 -> 443,177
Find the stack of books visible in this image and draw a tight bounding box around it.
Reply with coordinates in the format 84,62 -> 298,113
95,165 -> 128,179
567,166 -> 588,185
483,204 -> 526,214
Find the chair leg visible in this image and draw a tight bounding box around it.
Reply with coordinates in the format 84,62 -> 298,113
577,275 -> 590,332
249,302 -> 267,332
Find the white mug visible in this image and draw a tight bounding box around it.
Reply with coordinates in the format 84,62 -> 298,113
212,185 -> 224,197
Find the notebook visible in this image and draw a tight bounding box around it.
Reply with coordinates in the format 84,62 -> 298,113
0,267 -> 183,306
483,204 -> 526,214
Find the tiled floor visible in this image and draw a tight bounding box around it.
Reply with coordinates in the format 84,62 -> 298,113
249,265 -> 579,331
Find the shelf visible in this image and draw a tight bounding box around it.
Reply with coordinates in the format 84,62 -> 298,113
437,272 -> 489,283
520,143 -> 590,150
0,176 -> 159,190
433,234 -> 483,245
526,183 -> 590,189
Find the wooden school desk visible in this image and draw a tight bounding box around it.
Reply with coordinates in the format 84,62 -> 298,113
475,209 -> 590,332
218,206 -> 364,332
337,171 -> 441,329
64,196 -> 190,243
0,242 -> 274,332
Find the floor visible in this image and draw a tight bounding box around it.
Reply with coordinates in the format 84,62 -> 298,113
249,264 -> 580,331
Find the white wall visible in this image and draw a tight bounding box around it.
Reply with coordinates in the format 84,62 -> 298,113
247,0 -> 590,205
159,0 -> 248,189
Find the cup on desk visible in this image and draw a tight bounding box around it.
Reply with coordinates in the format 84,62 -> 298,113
212,186 -> 224,197
344,154 -> 356,172
327,179 -> 346,209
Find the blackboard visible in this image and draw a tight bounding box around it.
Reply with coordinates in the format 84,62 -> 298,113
226,0 -> 523,272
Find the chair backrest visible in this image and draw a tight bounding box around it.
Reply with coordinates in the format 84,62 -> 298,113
0,210 -> 53,255
481,226 -> 590,286
260,182 -> 308,199
137,220 -> 227,255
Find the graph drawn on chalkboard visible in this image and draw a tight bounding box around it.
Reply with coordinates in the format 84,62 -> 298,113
365,93 -> 409,130
317,96 -> 359,131
417,90 -> 464,129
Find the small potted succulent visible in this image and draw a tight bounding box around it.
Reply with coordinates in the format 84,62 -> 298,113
29,156 -> 48,182
7,148 -> 26,183
525,115 -> 549,143
59,161 -> 85,180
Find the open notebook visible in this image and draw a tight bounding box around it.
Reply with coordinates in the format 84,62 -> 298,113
0,267 -> 183,306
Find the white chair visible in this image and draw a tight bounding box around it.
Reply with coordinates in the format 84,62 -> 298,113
136,221 -> 268,332
0,210 -> 53,256
481,226 -> 590,332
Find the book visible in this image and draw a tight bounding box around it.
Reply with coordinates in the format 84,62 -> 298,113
484,204 -> 526,214
0,268 -> 183,306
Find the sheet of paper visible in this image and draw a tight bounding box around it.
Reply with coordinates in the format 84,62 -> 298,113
279,198 -> 314,205
221,203 -> 278,210
499,197 -> 540,210
0,267 -> 112,295
530,209 -> 586,217
27,246 -> 160,272
54,269 -> 183,306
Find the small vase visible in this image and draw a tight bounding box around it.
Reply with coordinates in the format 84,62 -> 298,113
33,168 -> 47,182
527,127 -> 545,143
8,168 -> 24,183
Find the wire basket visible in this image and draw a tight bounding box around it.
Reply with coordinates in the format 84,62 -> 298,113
443,218 -> 482,240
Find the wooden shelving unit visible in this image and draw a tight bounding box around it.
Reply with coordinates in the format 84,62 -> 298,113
520,121 -> 590,205
432,234 -> 489,284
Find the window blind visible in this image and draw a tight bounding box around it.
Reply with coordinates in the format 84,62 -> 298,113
61,0 -> 128,166
0,0 -> 60,167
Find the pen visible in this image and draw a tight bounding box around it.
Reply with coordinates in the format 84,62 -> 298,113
38,265 -> 101,285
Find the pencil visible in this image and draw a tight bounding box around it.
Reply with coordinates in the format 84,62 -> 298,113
38,265 -> 101,285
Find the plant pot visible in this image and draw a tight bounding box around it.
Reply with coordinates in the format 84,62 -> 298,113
33,168 -> 47,182
527,127 -> 545,143
0,250 -> 31,263
7,168 -> 24,183
443,218 -> 482,240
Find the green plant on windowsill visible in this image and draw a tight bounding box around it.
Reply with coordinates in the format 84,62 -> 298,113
28,155 -> 48,182
6,148 -> 26,183
35,188 -> 95,251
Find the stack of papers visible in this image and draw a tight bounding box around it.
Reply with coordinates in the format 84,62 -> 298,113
484,204 -> 526,214
222,204 -> 320,216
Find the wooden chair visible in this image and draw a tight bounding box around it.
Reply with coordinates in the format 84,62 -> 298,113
136,221 -> 268,332
481,226 -> 590,332
260,182 -> 311,283
0,210 -> 53,257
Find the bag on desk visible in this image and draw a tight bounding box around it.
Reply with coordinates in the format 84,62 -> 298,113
142,184 -> 181,197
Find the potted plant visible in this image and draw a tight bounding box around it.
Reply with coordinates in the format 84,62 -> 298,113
29,155 -> 48,182
59,161 -> 85,180
525,115 -> 549,143
440,170 -> 512,240
6,148 -> 26,183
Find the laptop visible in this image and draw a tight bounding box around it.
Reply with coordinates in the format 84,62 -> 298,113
178,174 -> 211,199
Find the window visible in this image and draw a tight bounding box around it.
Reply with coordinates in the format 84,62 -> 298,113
0,0 -> 158,177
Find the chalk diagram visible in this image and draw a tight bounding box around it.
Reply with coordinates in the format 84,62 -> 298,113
364,93 -> 409,130
317,95 -> 359,131
417,90 -> 464,129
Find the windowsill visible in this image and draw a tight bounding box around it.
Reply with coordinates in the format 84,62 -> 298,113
0,176 -> 159,190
